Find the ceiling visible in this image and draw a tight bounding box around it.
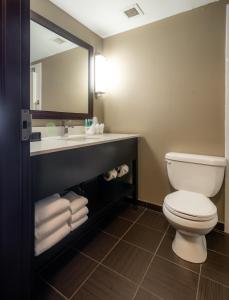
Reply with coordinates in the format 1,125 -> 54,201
30,20 -> 77,62
50,0 -> 218,38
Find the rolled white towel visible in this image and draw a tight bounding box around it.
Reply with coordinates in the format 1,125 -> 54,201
71,215 -> 88,231
35,193 -> 70,226
35,210 -> 71,240
117,164 -> 129,178
70,206 -> 89,224
64,191 -> 88,214
35,223 -> 70,256
103,169 -> 118,181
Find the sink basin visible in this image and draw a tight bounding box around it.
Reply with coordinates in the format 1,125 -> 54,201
55,135 -> 102,141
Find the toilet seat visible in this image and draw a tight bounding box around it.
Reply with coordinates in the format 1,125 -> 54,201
164,190 -> 217,221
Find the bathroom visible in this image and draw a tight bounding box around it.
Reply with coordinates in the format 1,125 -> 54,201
1,0 -> 229,299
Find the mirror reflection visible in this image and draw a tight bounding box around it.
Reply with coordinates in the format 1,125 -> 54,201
30,20 -> 89,114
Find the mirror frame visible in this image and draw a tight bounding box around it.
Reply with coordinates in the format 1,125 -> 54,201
30,11 -> 94,120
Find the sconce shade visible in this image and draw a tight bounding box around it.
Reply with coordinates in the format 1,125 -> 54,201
95,54 -> 107,95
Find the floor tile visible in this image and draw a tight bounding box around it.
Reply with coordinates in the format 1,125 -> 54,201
201,250 -> 229,287
206,230 -> 229,257
137,210 -> 168,232
72,265 -> 137,300
134,288 -> 161,300
42,249 -> 97,298
33,278 -> 65,300
75,231 -> 118,261
101,217 -> 133,237
197,276 -> 229,300
166,225 -> 176,236
123,223 -> 163,253
142,256 -> 198,300
157,232 -> 200,273
118,204 -> 144,222
103,240 -> 152,284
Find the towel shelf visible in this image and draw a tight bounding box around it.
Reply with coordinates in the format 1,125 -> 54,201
34,181 -> 134,269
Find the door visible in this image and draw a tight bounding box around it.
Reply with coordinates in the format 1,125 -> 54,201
0,0 -> 31,299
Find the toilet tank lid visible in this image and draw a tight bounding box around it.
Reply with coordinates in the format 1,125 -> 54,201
165,152 -> 226,167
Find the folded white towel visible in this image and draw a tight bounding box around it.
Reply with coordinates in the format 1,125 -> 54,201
64,191 -> 88,214
35,193 -> 70,226
117,164 -> 129,177
71,206 -> 89,224
71,215 -> 88,231
35,223 -> 70,256
103,169 -> 118,181
35,210 -> 71,240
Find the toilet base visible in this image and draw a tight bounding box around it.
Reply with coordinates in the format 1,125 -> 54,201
172,231 -> 207,263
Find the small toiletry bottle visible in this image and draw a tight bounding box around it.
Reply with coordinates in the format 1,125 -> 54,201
85,119 -> 90,134
93,116 -> 98,125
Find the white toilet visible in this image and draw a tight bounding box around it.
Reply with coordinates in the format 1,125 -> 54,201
163,152 -> 226,263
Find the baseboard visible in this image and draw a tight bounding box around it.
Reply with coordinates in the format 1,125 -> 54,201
124,197 -> 225,232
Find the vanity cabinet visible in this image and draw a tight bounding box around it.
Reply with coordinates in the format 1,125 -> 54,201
31,138 -> 138,201
31,136 -> 138,268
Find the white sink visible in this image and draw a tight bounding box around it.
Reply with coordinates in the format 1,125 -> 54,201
55,135 -> 102,141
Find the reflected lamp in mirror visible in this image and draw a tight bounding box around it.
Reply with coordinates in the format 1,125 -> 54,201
95,54 -> 107,97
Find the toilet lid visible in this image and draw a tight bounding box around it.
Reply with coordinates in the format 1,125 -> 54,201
164,190 -> 217,221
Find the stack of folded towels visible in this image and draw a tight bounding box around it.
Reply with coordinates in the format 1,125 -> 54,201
64,191 -> 89,231
35,193 -> 71,256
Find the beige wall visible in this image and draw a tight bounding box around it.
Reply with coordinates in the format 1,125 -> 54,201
35,47 -> 88,113
30,0 -> 104,126
103,1 -> 226,221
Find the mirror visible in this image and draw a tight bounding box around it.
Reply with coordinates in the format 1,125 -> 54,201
30,12 -> 93,119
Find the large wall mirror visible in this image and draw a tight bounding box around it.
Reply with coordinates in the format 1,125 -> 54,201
30,12 -> 93,119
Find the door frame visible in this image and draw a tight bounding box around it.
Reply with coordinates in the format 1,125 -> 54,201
0,0 -> 31,298
225,5 -> 229,233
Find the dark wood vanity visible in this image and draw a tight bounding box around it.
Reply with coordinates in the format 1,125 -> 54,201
31,137 -> 138,268
29,9 -> 139,271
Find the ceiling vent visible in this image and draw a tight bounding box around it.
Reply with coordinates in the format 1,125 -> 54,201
53,37 -> 65,44
123,3 -> 144,18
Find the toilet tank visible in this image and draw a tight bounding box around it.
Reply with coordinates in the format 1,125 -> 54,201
166,152 -> 226,197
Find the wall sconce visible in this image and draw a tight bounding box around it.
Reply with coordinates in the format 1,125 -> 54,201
95,54 -> 107,97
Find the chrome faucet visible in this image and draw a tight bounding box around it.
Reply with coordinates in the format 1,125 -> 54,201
63,120 -> 72,137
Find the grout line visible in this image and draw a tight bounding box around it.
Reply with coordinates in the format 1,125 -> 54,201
135,221 -> 169,233
39,277 -> 68,300
118,215 -> 140,222
206,248 -> 229,258
121,239 -> 154,254
139,286 -> 164,300
131,224 -> 170,300
100,229 -> 122,239
102,223 -> 167,240
69,207 -> 147,299
79,244 -> 154,288
79,251 -> 100,264
200,274 -> 229,289
195,264 -> 202,300
101,263 -> 138,285
99,229 -> 155,255
155,254 -> 200,275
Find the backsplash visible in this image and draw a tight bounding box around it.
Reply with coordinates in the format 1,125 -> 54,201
32,125 -> 85,138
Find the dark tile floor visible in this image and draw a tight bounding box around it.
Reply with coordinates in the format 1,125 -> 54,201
35,205 -> 229,300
